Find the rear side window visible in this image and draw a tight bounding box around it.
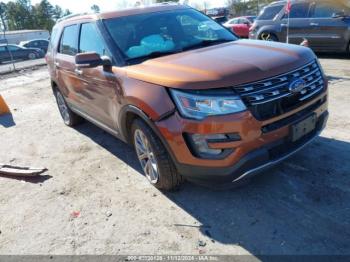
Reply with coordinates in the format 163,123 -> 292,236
59,25 -> 79,56
312,2 -> 347,18
79,23 -> 107,56
257,5 -> 284,20
288,3 -> 311,18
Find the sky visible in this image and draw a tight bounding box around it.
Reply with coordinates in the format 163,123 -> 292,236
3,0 -> 228,13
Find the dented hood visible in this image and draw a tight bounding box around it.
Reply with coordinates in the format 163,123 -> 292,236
123,40 -> 316,90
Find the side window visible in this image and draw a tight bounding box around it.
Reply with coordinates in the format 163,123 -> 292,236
7,46 -> 20,51
79,23 -> 106,56
289,3 -> 311,18
0,46 -> 6,52
59,24 -> 79,56
258,5 -> 284,20
312,2 -> 344,18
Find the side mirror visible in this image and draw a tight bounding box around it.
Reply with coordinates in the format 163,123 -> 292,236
332,11 -> 346,18
75,52 -> 112,69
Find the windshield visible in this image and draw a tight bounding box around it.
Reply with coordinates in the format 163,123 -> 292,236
104,8 -> 237,63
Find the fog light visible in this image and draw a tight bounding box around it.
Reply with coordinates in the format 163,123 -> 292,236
191,134 -> 227,156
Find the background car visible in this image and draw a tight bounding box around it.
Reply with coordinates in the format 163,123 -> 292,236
213,16 -> 228,24
20,39 -> 49,53
224,16 -> 256,38
249,0 -> 350,54
0,44 -> 44,63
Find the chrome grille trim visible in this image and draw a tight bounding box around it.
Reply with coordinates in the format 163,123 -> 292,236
234,60 -> 325,106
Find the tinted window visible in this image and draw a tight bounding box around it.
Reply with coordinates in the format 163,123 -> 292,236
104,9 -> 236,62
313,2 -> 346,18
289,3 -> 310,18
257,5 -> 284,20
59,25 -> 79,56
79,23 -> 107,56
7,46 -> 20,51
0,46 -> 6,52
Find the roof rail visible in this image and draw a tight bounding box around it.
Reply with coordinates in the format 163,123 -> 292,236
56,12 -> 90,23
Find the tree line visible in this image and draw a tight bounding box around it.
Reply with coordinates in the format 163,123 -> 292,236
0,0 -> 278,33
0,0 -> 72,32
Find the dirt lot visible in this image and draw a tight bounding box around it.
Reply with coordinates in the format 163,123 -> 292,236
0,56 -> 350,256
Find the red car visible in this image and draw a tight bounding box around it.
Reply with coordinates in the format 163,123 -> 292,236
223,16 -> 256,38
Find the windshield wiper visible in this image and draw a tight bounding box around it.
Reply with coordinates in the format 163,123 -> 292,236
182,39 -> 234,51
126,50 -> 179,64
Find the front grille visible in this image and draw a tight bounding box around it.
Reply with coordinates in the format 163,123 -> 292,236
234,60 -> 325,120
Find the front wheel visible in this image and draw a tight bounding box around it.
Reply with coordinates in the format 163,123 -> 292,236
132,119 -> 184,191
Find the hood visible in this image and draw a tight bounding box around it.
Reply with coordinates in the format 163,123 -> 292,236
123,40 -> 316,90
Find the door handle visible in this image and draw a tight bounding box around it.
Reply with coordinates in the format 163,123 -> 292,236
310,23 -> 319,26
74,68 -> 83,76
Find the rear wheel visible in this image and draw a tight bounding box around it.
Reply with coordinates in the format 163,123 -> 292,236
54,89 -> 82,127
260,32 -> 278,42
132,119 -> 184,191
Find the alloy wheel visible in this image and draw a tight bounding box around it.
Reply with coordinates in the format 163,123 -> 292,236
134,129 -> 159,184
261,32 -> 276,42
56,92 -> 70,124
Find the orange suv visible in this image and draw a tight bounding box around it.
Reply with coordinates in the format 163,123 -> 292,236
46,4 -> 328,190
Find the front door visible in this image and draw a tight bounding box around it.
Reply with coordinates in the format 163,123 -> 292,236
76,22 -> 122,130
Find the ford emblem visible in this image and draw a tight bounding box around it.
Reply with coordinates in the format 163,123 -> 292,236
289,78 -> 306,94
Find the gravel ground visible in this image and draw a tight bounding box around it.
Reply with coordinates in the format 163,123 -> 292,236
0,57 -> 349,256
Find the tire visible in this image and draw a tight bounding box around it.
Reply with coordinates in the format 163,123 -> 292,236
260,32 -> 278,42
132,119 -> 184,191
28,52 -> 36,60
53,89 -> 82,127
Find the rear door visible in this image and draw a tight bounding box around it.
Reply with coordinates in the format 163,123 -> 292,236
280,2 -> 313,44
308,1 -> 350,51
55,24 -> 87,110
77,22 -> 121,129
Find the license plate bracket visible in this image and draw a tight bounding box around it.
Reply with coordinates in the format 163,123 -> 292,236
291,114 -> 317,142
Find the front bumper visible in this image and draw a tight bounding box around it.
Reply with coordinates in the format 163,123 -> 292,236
155,92 -> 328,187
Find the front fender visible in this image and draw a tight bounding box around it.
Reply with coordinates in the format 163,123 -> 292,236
121,77 -> 175,121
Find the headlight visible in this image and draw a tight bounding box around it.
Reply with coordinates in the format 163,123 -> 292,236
170,89 -> 246,120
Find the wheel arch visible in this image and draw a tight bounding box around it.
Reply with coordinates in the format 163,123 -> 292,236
118,104 -> 178,167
